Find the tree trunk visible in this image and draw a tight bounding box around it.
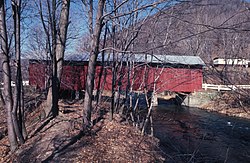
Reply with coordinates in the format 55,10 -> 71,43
0,0 -> 18,151
95,24 -> 107,106
0,90 -> 5,106
12,0 -> 25,144
56,0 -> 70,83
46,0 -> 58,117
20,84 -> 27,139
46,0 -> 70,117
83,0 -> 105,130
110,59 -> 116,121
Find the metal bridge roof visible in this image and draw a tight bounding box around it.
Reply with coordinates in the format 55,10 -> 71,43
128,54 -> 205,66
95,54 -> 205,66
40,54 -> 205,66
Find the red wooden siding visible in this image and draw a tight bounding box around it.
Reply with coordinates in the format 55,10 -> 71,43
155,68 -> 203,93
29,63 -> 46,90
29,62 -> 203,93
60,65 -> 88,90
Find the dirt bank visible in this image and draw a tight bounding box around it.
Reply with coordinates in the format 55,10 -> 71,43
0,100 -> 164,162
185,91 -> 250,119
201,104 -> 250,119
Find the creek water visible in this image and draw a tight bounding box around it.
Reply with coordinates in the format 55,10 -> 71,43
152,99 -> 250,163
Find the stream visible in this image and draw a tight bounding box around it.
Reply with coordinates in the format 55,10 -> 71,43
153,99 -> 250,163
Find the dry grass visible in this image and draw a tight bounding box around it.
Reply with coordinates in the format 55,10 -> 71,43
201,92 -> 250,119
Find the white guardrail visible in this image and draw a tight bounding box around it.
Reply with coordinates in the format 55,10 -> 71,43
202,83 -> 250,91
0,80 -> 29,87
2,81 -> 250,92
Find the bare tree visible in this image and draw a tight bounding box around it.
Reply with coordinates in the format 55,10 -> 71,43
11,0 -> 26,143
0,0 -> 31,151
37,0 -> 71,117
0,0 -> 18,151
82,0 -> 105,129
48,0 -> 70,117
25,26 -> 47,60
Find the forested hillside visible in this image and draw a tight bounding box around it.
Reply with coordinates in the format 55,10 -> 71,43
128,0 -> 250,62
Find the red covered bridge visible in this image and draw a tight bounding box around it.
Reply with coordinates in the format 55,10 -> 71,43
29,54 -> 205,95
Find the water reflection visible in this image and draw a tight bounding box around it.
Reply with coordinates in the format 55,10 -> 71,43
153,98 -> 250,163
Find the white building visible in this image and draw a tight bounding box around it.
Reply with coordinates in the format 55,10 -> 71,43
213,58 -> 250,67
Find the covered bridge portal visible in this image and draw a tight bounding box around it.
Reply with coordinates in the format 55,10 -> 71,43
29,55 -> 205,96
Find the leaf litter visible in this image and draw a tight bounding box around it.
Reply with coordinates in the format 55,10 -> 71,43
0,100 -> 164,162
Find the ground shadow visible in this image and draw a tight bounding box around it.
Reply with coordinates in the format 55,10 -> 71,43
41,131 -> 85,163
29,116 -> 54,138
